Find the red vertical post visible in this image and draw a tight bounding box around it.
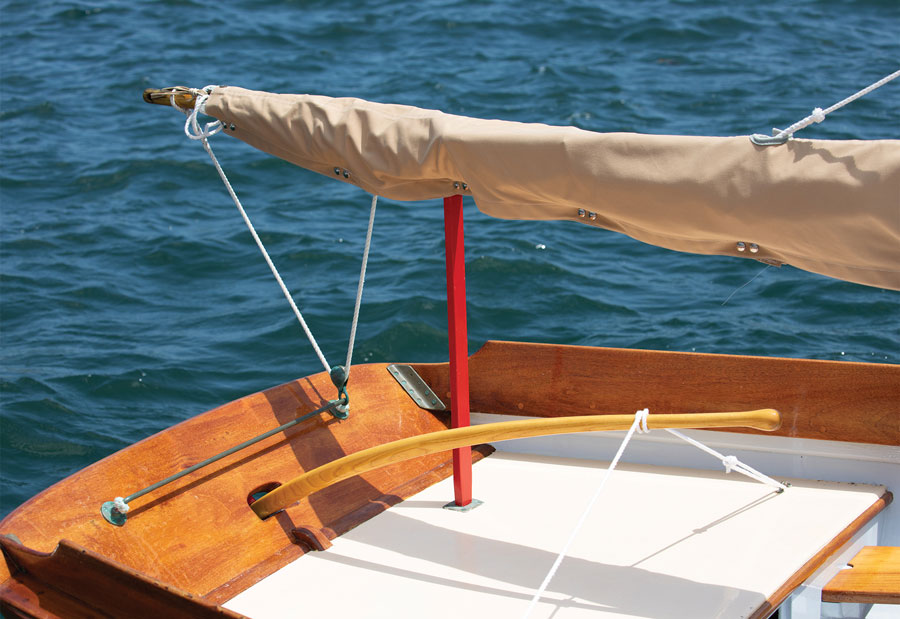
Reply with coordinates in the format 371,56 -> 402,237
443,194 -> 472,507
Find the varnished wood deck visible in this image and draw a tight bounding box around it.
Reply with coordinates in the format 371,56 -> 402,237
0,363 -> 491,609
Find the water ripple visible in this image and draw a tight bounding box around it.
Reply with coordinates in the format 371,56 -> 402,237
1,0 -> 897,518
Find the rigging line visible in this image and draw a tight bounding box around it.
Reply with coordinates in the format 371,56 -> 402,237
755,68 -> 900,144
344,193 -> 378,374
721,264 -> 771,306
665,428 -> 787,492
182,92 -> 331,374
522,409 -> 650,619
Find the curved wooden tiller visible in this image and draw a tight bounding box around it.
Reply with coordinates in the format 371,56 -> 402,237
250,408 -> 781,519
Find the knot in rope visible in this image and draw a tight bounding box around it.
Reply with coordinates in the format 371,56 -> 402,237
810,107 -> 826,123
635,408 -> 650,434
113,497 -> 130,514
722,455 -> 739,474
522,407 -> 649,618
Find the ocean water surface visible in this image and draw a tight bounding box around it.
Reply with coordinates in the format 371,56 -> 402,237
1,0 -> 898,518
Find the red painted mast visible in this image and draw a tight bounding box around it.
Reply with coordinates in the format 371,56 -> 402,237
443,194 -> 472,507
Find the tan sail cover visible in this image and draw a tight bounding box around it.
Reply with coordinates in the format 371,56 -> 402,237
205,86 -> 900,290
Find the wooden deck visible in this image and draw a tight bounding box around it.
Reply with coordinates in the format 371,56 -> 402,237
0,363 -> 492,608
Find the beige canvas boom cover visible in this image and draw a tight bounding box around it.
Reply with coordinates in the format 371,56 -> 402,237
205,86 -> 900,290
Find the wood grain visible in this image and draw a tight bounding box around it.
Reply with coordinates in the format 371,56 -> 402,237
1,572 -> 95,619
413,341 -> 900,445
822,546 -> 900,604
252,409 -> 781,518
0,363 -> 492,612
1,341 -> 895,615
0,537 -> 244,618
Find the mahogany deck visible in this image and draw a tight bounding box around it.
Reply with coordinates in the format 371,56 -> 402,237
0,362 -> 492,612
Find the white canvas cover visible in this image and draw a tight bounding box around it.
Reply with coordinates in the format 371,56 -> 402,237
205,87 -> 900,290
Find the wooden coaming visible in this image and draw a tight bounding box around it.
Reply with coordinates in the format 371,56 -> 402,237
413,341 -> 900,445
0,363 -> 493,612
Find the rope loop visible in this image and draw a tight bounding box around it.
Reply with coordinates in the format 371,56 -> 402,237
183,89 -> 223,141
636,408 -> 650,434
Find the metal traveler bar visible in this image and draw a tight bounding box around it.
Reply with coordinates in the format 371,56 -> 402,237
100,395 -> 348,526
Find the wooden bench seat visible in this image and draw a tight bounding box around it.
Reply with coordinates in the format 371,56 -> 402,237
822,546 -> 900,605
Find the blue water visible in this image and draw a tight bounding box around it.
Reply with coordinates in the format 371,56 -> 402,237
1,0 -> 898,519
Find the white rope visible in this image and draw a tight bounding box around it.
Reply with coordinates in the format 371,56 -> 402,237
344,194 -> 378,374
522,409 -> 649,618
181,90 -> 331,374
665,428 -> 787,492
521,409 -> 786,616
113,497 -> 129,514
771,68 -> 900,141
